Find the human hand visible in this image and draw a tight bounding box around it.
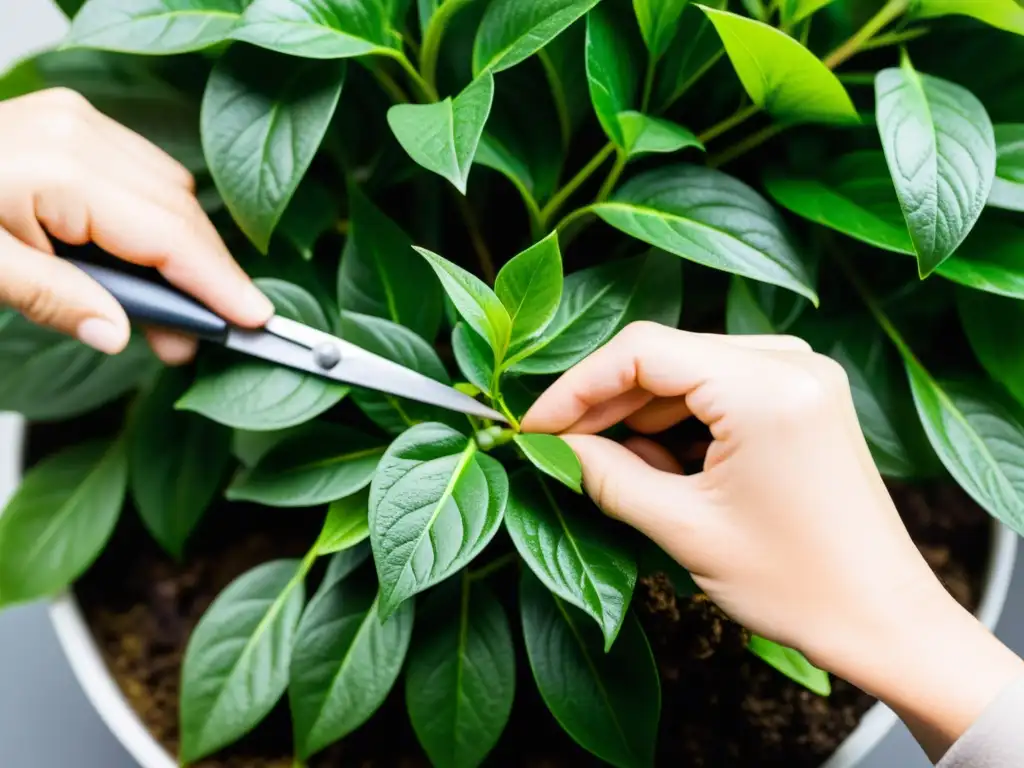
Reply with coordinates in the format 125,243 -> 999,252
523,321 -> 1023,756
0,88 -> 273,364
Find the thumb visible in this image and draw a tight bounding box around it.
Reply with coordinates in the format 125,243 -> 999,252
0,230 -> 130,354
561,433 -> 702,547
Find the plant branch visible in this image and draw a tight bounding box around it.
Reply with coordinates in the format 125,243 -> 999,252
455,193 -> 496,283
539,142 -> 616,226
369,65 -> 410,104
420,0 -> 473,94
554,204 -> 596,237
641,57 -> 656,113
596,150 -> 627,202
539,50 -> 573,151
709,122 -> 786,167
697,103 -> 761,145
822,0 -> 912,70
470,552 -> 519,582
385,50 -> 439,102
859,25 -> 929,52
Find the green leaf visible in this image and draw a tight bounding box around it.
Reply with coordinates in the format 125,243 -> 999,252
339,311 -> 458,433
875,52 -> 996,276
910,0 -> 1024,37
990,124 -> 1024,212
452,322 -> 496,395
514,434 -> 582,493
67,0 -> 247,55
618,112 -> 704,159
934,219 -> 1024,299
959,288 -> 1024,410
316,489 -> 371,555
511,250 -> 682,375
0,312 -> 156,421
653,0 -> 725,111
475,133 -> 543,220
289,577 -> 413,760
177,280 -> 348,430
226,424 -> 385,507
592,165 -> 817,304
748,636 -> 831,696
726,277 -> 807,336
232,0 -> 397,57
586,0 -> 641,148
388,73 -> 495,194
905,363 -> 1024,536
414,247 -> 512,361
634,0 -> 690,60
369,423 -> 509,617
506,471 -> 636,649
0,439 -> 126,607
180,559 -> 306,763
780,0 -> 836,26
129,368 -> 231,559
520,571 -> 659,768
700,6 -> 858,125
494,232 -> 563,350
406,579 -> 515,768
319,544 -> 372,590
232,424 -> 311,467
277,177 -> 338,261
339,186 -> 443,340
202,45 -> 345,253
473,0 -> 603,74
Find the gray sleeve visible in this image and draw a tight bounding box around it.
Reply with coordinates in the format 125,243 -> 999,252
936,675 -> 1024,768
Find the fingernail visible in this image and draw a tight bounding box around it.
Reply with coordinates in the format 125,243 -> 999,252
246,284 -> 275,322
77,318 -> 127,355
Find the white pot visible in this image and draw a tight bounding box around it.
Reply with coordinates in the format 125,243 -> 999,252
0,415 -> 1017,768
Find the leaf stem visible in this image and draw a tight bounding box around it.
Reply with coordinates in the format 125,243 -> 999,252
554,204 -> 596,237
386,50 -> 439,102
640,57 -> 656,113
596,150 -> 627,202
469,552 -> 519,582
454,193 -> 496,283
420,0 -> 473,94
539,50 -> 573,151
696,103 -> 761,144
539,143 -> 616,226
369,65 -> 410,104
657,49 -> 725,113
822,0 -> 911,70
859,25 -> 929,52
708,122 -> 787,167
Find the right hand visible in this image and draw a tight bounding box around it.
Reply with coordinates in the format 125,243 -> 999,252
523,321 -> 1023,757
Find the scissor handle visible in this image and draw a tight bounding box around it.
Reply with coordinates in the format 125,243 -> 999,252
69,259 -> 230,342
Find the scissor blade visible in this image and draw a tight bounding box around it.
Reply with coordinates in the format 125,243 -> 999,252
224,324 -> 508,424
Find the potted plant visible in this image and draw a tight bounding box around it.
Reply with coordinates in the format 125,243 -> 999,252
1,0 -> 1023,765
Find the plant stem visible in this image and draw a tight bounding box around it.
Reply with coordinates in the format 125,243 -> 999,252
822,0 -> 911,70
420,0 -> 473,94
539,142 -> 616,226
859,25 -> 929,51
641,57 -> 657,113
596,150 -> 627,202
386,50 -> 439,102
539,50 -> 573,151
470,552 -> 519,582
709,122 -> 786,167
369,65 -> 410,104
455,193 -> 496,283
658,49 -> 725,113
697,103 -> 761,144
554,204 -> 596,237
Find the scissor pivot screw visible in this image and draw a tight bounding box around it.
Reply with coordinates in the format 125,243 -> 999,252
313,343 -> 342,370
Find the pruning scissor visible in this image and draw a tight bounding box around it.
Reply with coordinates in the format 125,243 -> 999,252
67,256 -> 508,424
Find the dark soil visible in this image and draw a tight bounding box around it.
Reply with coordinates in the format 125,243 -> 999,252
27,417 -> 990,768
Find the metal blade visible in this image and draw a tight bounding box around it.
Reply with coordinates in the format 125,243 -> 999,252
225,318 -> 508,424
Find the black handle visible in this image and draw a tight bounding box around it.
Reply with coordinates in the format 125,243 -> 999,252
69,259 -> 230,342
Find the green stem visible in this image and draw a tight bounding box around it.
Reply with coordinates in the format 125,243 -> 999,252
640,57 -> 656,113
658,49 -> 724,113
697,103 -> 761,144
596,151 -> 627,202
539,50 -> 573,151
385,50 -> 439,102
539,143 -> 616,226
369,65 -> 410,104
708,122 -> 786,167
554,204 -> 596,237
420,0 -> 473,94
470,552 -> 519,582
455,194 -> 496,283
858,26 -> 929,52
833,250 -> 917,363
497,394 -> 521,431
822,0 -> 911,69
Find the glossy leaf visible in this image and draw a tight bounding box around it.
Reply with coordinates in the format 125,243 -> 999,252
653,0 -> 725,111
0,312 -> 155,421
701,6 -> 858,125
317,489 -> 372,555
933,219 -> 1024,299
0,439 -> 126,607
289,576 -> 413,759
338,186 -> 443,340
494,232 -> 563,350
339,311 -> 458,433
911,0 -> 1024,37
473,0 -> 602,74
959,288 -> 1024,410
506,471 -> 636,648
130,368 -> 231,559
748,636 -> 831,696
452,322 -> 496,395
592,165 -> 817,303
634,0 -> 690,60
475,133 -> 543,219
726,277 -> 807,336
415,247 -> 512,360
618,112 -> 704,158
68,0 -> 246,54
202,45 -> 345,252
520,572 -> 660,768
232,0 -> 397,57
514,434 -> 582,493
511,250 -> 683,375
180,559 -> 305,763
875,52 -> 996,275
227,424 -> 385,508
369,423 -> 509,617
406,580 -> 515,768
177,280 -> 348,430
905,363 -> 1024,536
586,0 -> 640,148
388,73 -> 495,194
278,178 -> 338,260
319,543 -> 372,589
990,124 -> 1024,212
780,0 -> 835,25
232,424 -> 312,468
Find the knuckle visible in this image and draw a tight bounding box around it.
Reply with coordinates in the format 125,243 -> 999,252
812,353 -> 850,389
769,362 -> 833,422
778,334 -> 813,352
42,87 -> 91,112
17,280 -> 63,327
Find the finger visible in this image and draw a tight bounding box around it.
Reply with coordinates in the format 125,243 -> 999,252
708,333 -> 812,352
84,140 -> 195,215
561,433 -> 703,548
145,328 -> 198,366
35,170 -> 273,328
565,388 -> 653,434
623,436 -> 684,473
0,229 -> 129,352
626,395 -> 692,434
88,107 -> 195,192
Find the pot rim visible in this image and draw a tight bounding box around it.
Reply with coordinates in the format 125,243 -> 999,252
0,415 -> 1016,768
